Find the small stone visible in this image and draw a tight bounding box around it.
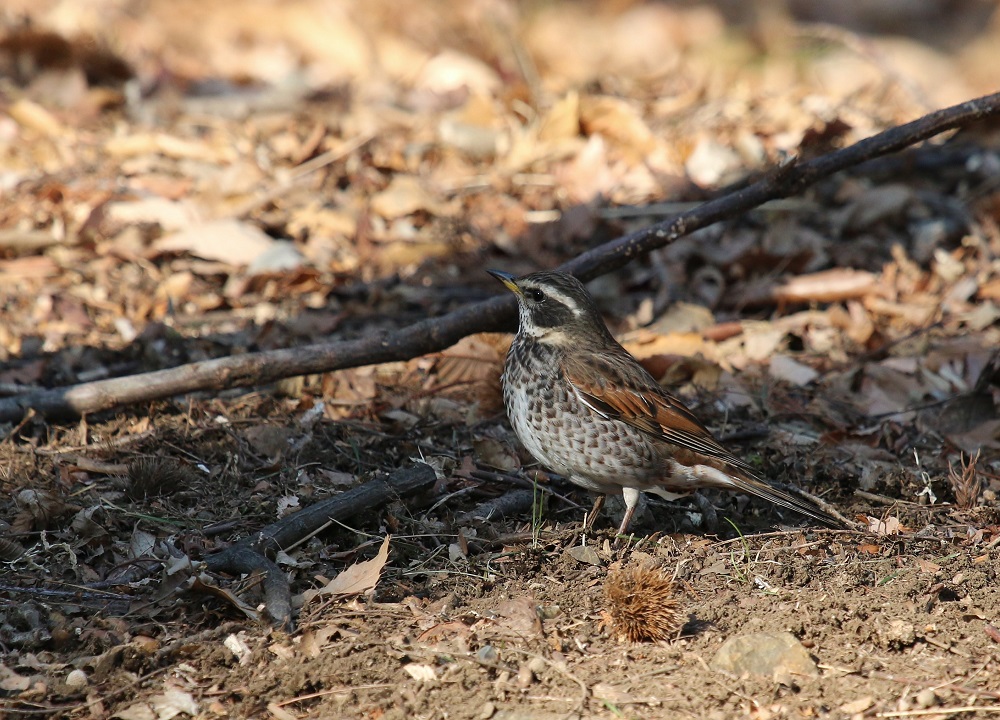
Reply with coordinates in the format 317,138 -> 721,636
538,604 -> 561,620
839,697 -> 873,714
879,619 -> 916,649
132,635 -> 160,654
247,240 -> 304,274
685,137 -> 743,186
567,545 -> 602,566
527,657 -> 546,675
477,645 -> 498,664
515,663 -> 534,687
592,682 -> 635,704
65,669 -> 88,688
478,701 -> 496,719
710,631 -> 818,681
915,688 -> 937,708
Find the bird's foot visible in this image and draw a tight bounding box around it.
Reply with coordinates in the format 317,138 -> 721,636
692,492 -> 719,532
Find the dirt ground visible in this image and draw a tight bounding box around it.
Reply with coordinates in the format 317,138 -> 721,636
2,1 -> 1000,718
2,403 -> 999,719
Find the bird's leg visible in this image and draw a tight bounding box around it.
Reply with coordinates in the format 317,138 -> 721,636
692,491 -> 718,532
616,486 -> 641,539
584,494 -> 606,530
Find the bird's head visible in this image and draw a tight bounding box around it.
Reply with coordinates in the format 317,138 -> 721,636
488,269 -> 614,345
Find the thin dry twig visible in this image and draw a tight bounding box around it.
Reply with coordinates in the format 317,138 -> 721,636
203,463 -> 436,630
817,664 -> 1000,701
3,91 -> 1000,422
711,528 -> 865,548
876,707 -> 1000,718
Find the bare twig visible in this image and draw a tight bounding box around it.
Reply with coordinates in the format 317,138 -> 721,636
876,706 -> 1000,718
817,664 -> 1000,701
454,488 -> 536,525
3,91 -> 1000,421
202,463 -> 436,630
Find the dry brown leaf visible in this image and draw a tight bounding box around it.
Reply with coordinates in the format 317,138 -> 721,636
113,684 -> 199,720
839,697 -> 874,715
977,277 -> 1000,301
104,132 -> 234,162
685,136 -> 744,187
302,535 -> 391,605
0,663 -> 33,692
867,515 -> 904,536
427,332 -> 507,411
105,198 -> 202,231
0,256 -> 60,283
472,437 -> 520,472
415,49 -> 501,94
322,367 -> 378,418
555,134 -> 616,203
417,620 -> 474,643
13,489 -> 73,532
155,219 -> 276,265
768,355 -> 819,386
915,558 -> 941,573
481,595 -> 543,637
438,93 -> 506,158
841,184 -> 914,231
8,98 -> 66,137
592,682 -> 640,705
739,326 -> 786,364
189,574 -> 261,623
579,95 -> 655,157
242,424 -> 294,460
622,330 -> 711,362
538,91 -> 581,142
774,269 -> 877,304
402,663 -> 437,682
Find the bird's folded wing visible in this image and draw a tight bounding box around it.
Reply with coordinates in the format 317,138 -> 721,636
562,352 -> 759,476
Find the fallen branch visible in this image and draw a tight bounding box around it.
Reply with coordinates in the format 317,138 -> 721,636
202,463 -> 437,630
3,91 -> 1000,421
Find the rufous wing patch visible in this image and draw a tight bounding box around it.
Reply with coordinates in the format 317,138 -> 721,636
562,350 -> 757,475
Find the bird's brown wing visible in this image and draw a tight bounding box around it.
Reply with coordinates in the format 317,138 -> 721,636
562,348 -> 844,527
561,350 -> 759,476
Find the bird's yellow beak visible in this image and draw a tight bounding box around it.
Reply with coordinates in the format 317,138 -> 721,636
487,269 -> 521,296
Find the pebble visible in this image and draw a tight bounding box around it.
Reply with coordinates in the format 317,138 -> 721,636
527,657 -> 546,675
567,545 -> 602,566
131,635 -> 160,654
476,645 -> 498,664
515,663 -> 534,687
879,619 -> 916,648
711,631 -> 818,682
65,669 -> 88,688
915,688 -> 937,708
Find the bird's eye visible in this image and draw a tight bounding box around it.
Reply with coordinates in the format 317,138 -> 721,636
526,288 -> 545,303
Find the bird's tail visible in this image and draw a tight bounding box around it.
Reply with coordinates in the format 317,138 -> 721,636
729,474 -> 845,528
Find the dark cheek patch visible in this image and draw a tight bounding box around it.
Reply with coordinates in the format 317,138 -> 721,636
531,303 -> 574,328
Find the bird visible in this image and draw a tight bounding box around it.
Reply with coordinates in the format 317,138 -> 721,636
488,268 -> 842,536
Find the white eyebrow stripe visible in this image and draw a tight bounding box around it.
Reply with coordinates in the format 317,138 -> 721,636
528,285 -> 581,316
